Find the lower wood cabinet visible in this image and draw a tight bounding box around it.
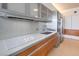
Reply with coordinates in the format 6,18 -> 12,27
30,36 -> 58,56
17,37 -> 49,56
17,33 -> 58,56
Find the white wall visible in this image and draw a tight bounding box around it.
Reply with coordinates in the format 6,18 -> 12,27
72,15 -> 79,29
62,7 -> 79,16
63,7 -> 79,30
0,17 -> 40,40
64,16 -> 72,29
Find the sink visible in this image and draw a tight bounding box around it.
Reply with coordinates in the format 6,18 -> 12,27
41,32 -> 52,35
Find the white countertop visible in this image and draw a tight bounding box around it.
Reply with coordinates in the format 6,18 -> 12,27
0,31 -> 57,56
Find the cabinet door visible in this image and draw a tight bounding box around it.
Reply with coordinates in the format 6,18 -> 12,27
72,15 -> 79,29
17,38 -> 49,56
17,44 -> 37,56
29,3 -> 41,18
47,9 -> 53,22
7,3 -> 26,15
25,3 -> 30,17
0,3 -> 2,9
30,36 -> 58,56
1,3 -> 8,9
41,4 -> 48,21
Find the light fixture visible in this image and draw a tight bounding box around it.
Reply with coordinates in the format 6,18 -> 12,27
74,11 -> 77,13
35,16 -> 38,18
33,9 -> 38,11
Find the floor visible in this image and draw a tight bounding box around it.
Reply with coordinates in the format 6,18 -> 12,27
48,39 -> 79,56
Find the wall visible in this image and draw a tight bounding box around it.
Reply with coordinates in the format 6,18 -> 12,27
64,7 -> 79,29
64,16 -> 72,29
62,7 -> 79,16
63,7 -> 79,36
0,17 -> 41,40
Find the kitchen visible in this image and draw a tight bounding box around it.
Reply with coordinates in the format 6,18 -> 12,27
0,3 -> 79,56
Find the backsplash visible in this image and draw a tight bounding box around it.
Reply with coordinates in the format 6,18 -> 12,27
0,18 -> 36,40
38,22 -> 47,33
0,17 -> 46,40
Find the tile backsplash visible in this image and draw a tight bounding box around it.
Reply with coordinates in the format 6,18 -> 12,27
0,17 -> 46,40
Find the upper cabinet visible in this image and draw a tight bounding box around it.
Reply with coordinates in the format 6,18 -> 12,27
28,3 -> 41,19
40,4 -> 53,22
0,3 -> 53,22
47,9 -> 53,22
41,4 -> 48,21
8,3 -> 26,15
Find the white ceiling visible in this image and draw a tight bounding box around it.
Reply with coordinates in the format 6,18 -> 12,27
52,3 -> 79,13
42,3 -> 56,11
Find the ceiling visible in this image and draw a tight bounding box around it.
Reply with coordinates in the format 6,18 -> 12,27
53,3 -> 79,13
42,3 -> 56,11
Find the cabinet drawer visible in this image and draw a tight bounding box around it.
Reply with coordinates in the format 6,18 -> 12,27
17,38 -> 49,56
30,36 -> 58,56
17,44 -> 37,56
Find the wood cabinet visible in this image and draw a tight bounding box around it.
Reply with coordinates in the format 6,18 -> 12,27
64,29 -> 79,36
17,33 -> 58,56
30,35 -> 58,56
17,37 -> 49,56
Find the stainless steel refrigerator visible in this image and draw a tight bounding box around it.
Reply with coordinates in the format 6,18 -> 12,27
56,11 -> 64,46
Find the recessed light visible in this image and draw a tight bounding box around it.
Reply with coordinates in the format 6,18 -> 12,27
74,11 -> 77,13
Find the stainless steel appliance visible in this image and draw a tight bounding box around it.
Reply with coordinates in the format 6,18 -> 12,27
56,11 -> 64,47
